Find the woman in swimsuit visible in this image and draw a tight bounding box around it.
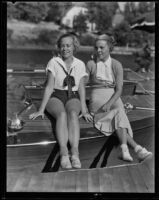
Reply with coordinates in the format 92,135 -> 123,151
29,33 -> 92,169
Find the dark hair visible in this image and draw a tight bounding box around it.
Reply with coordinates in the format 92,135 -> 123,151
57,32 -> 80,52
95,34 -> 116,52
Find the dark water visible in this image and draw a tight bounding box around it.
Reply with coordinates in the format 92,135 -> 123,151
7,48 -> 138,71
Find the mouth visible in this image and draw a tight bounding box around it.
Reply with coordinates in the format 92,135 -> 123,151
63,51 -> 70,54
98,53 -> 103,56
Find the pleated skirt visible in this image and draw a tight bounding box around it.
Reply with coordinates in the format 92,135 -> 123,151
89,88 -> 133,137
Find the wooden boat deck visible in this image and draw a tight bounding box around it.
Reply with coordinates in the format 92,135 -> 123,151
7,153 -> 154,192
6,68 -> 155,193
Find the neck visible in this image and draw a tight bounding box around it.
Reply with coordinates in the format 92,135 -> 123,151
102,55 -> 109,62
62,56 -> 73,63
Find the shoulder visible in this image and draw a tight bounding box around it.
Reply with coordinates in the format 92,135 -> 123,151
86,59 -> 96,69
47,57 -> 56,66
112,58 -> 122,68
111,58 -> 123,73
74,57 -> 85,67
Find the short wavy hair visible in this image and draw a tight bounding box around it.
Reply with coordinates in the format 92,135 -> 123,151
56,32 -> 80,52
95,33 -> 116,52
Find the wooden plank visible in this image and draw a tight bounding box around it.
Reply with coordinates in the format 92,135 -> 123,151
12,171 -> 32,192
27,173 -> 55,192
111,166 -> 136,192
61,170 -> 76,192
137,162 -> 154,192
142,156 -> 154,176
51,171 -> 67,192
99,167 -> 113,192
88,169 -> 100,192
127,164 -> 148,192
7,172 -> 20,192
75,169 -> 88,192
110,167 -> 127,192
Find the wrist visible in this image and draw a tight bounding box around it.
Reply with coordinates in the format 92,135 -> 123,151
39,108 -> 44,113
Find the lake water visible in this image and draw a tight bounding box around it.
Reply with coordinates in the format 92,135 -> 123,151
7,48 -> 138,71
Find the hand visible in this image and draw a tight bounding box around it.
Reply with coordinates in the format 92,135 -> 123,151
82,112 -> 93,122
101,103 -> 111,112
29,110 -> 44,120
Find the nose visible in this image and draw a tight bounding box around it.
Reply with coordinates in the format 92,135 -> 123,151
97,48 -> 101,53
62,45 -> 68,51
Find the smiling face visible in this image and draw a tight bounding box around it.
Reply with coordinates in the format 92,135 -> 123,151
59,36 -> 74,59
95,40 -> 110,61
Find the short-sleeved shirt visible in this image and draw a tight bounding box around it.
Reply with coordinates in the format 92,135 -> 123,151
46,56 -> 88,91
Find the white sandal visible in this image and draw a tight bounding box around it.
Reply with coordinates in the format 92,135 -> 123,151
71,155 -> 81,169
136,147 -> 152,161
60,155 -> 72,169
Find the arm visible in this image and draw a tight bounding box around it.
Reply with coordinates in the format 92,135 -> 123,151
29,71 -> 54,119
78,76 -> 88,114
102,63 -> 123,111
78,76 -> 93,122
38,71 -> 55,112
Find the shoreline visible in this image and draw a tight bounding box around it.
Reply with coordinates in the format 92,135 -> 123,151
7,45 -> 144,55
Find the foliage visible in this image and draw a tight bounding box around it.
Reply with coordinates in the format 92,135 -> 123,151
86,2 -> 119,32
7,28 -> 14,41
73,12 -> 88,35
35,29 -> 61,45
113,21 -> 130,46
45,2 -> 73,24
7,2 -> 49,23
7,2 -> 155,47
80,33 -> 96,46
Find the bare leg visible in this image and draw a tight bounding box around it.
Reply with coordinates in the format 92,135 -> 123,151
46,97 -> 69,156
116,127 -> 127,145
65,98 -> 81,156
126,132 -> 138,149
116,128 -> 133,161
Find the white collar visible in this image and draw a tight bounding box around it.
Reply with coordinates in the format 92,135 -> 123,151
104,55 -> 111,68
53,56 -> 77,71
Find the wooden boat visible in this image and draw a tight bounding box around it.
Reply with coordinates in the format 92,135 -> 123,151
7,68 -> 155,192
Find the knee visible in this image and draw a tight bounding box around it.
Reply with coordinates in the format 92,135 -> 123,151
67,110 -> 78,119
58,111 -> 67,120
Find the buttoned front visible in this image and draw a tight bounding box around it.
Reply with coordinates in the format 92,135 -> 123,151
96,56 -> 114,83
46,56 -> 88,91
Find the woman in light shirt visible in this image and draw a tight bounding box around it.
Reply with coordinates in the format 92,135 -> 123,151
85,34 -> 152,162
29,33 -> 92,169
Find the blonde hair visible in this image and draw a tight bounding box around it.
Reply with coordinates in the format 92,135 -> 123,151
57,33 -> 80,52
95,34 -> 116,52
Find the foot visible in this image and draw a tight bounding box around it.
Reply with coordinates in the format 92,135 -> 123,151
60,155 -> 72,169
120,144 -> 133,162
136,147 -> 152,162
121,150 -> 133,162
71,155 -> 81,169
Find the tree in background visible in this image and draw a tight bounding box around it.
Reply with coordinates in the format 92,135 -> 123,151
138,2 -> 155,14
124,2 -> 138,24
73,12 -> 88,36
123,2 -> 155,47
45,2 -> 73,25
86,2 -> 118,33
7,2 -> 21,20
7,2 -> 49,23
44,2 -> 62,24
113,21 -> 130,46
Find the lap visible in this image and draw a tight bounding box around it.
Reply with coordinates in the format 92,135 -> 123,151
46,97 -> 81,117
